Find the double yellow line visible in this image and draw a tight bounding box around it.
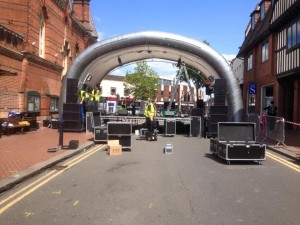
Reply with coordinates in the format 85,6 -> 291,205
266,151 -> 300,173
0,144 -> 105,214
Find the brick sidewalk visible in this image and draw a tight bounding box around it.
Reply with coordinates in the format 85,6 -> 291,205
0,127 -> 94,179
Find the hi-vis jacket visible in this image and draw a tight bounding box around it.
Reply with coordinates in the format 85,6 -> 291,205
144,103 -> 156,119
78,90 -> 89,103
90,89 -> 100,102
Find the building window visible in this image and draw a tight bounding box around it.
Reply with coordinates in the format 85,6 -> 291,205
27,91 -> 40,112
110,87 -> 116,95
50,96 -> 59,112
39,13 -> 45,58
247,54 -> 253,71
261,40 -> 269,62
287,19 -> 300,49
260,1 -> 265,20
124,88 -> 129,96
251,15 -> 255,30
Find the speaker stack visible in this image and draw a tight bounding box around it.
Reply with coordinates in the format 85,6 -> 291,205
62,103 -> 82,132
207,79 -> 228,138
66,78 -> 78,104
107,122 -> 132,150
213,79 -> 227,105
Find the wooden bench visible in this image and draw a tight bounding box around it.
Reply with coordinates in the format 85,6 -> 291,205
0,117 -> 30,136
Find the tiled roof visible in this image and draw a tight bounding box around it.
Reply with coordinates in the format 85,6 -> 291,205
237,6 -> 273,57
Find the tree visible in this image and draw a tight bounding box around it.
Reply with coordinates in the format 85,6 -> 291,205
123,60 -> 159,101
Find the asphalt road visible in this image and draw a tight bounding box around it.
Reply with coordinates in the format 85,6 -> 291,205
0,135 -> 299,225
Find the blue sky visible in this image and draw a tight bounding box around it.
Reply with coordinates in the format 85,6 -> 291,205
90,0 -> 259,76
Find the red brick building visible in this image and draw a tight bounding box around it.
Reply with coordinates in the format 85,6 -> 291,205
238,0 -> 300,129
0,0 -> 97,118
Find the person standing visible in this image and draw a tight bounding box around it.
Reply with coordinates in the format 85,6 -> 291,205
77,84 -> 89,129
264,100 -> 278,117
90,86 -> 100,107
264,100 -> 278,131
144,99 -> 156,132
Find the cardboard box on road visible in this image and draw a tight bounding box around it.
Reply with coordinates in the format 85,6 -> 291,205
107,140 -> 122,156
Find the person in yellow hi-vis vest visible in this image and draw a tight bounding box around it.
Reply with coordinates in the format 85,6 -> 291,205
90,86 -> 100,107
144,99 -> 156,132
77,84 -> 89,128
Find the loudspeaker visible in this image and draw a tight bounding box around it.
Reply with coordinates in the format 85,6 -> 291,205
69,140 -> 79,149
108,135 -> 131,148
92,112 -> 101,127
107,122 -> 132,135
67,78 -> 78,94
209,114 -> 228,123
210,106 -> 228,115
66,94 -> 78,104
214,86 -> 227,95
94,126 -> 107,142
63,112 -> 81,121
118,110 -> 128,116
63,103 -> 80,111
196,99 -> 204,108
191,108 -> 203,117
164,119 -> 176,136
86,112 -> 93,132
214,79 -> 227,87
214,95 -> 226,105
63,121 -> 82,131
190,116 -> 201,137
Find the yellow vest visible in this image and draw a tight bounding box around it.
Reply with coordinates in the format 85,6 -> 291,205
91,89 -> 100,101
144,103 -> 156,118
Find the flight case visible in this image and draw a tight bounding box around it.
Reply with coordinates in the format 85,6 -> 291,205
210,122 -> 266,164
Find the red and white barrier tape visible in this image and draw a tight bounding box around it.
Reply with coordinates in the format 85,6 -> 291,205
284,120 -> 300,127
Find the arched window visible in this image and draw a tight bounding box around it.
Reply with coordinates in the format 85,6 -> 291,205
39,13 -> 45,58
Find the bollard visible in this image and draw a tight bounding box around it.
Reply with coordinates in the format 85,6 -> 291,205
58,121 -> 64,149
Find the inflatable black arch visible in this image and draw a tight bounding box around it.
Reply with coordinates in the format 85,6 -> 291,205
61,31 -> 243,121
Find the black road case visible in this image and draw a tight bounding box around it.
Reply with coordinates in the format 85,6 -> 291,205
94,126 -> 107,142
210,122 -> 266,164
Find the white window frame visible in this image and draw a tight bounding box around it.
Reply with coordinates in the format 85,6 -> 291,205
247,53 -> 253,71
261,40 -> 269,62
39,13 -> 45,58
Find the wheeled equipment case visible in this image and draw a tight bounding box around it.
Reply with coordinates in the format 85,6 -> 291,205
210,122 -> 266,164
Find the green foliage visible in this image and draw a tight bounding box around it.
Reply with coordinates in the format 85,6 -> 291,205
123,60 -> 159,100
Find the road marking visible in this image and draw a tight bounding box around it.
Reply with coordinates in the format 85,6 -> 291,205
266,151 -> 300,173
0,144 -> 103,207
0,144 -> 105,214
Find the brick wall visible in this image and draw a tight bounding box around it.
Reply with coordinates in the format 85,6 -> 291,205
0,0 -> 97,117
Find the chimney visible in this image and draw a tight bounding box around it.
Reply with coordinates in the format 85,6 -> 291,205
72,0 -> 91,30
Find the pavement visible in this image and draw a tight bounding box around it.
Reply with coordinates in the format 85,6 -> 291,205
0,126 -> 299,193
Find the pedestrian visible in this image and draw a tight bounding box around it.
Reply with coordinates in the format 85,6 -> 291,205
144,99 -> 156,132
264,100 -> 278,131
264,100 -> 278,117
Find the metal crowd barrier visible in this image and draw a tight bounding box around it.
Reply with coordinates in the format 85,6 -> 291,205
265,116 -> 286,147
246,114 -> 286,147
